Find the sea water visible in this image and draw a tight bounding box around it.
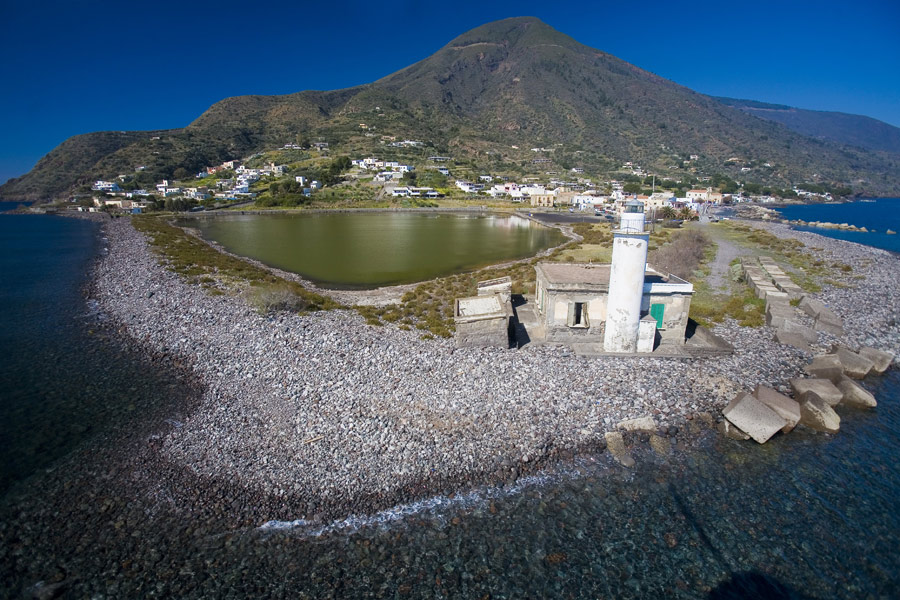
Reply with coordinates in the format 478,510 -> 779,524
1,207 -> 898,597
776,197 -> 900,253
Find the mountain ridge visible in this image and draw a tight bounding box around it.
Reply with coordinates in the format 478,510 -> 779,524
3,16 -> 899,200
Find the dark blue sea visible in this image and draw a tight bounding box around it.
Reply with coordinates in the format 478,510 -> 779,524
776,197 -> 900,253
1,205 -> 898,598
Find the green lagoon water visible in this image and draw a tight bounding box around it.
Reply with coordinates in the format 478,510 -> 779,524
179,212 -> 566,288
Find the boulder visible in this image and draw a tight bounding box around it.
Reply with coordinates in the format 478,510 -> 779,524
834,347 -> 874,379
617,416 -> 656,432
799,392 -> 841,433
803,354 -> 843,383
717,419 -> 751,441
790,378 -> 843,406
858,346 -> 894,374
604,431 -> 634,468
753,385 -> 801,433
799,296 -> 827,318
722,391 -> 787,444
837,376 -> 877,408
774,329 -> 811,351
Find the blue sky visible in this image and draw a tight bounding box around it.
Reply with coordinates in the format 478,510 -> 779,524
2,0 -> 898,185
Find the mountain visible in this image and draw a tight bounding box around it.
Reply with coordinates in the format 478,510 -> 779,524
715,97 -> 900,154
4,17 -> 899,201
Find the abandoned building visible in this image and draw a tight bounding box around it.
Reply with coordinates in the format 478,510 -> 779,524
454,200 -> 698,354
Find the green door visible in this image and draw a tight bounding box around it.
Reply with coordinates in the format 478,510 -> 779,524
650,303 -> 665,328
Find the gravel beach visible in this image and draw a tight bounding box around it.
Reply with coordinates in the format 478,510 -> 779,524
87,215 -> 900,523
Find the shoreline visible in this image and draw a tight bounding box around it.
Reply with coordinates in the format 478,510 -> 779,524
77,212 -> 900,526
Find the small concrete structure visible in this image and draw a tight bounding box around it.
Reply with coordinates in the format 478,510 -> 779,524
477,276 -> 512,302
454,292 -> 513,348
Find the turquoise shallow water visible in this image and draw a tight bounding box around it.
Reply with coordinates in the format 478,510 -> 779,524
1,209 -> 898,597
776,197 -> 900,253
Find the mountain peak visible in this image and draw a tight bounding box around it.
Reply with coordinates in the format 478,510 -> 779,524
444,17 -> 583,52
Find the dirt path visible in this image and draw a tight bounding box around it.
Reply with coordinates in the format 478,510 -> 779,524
696,222 -> 744,292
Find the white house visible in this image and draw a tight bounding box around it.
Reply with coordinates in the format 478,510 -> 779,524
92,181 -> 121,192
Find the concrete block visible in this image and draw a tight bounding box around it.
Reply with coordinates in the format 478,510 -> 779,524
717,419 -> 751,440
790,377 -> 843,406
803,354 -> 843,383
774,329 -> 810,351
765,290 -> 790,304
858,346 -> 894,374
814,316 -> 844,337
834,347 -> 874,379
722,391 -> 787,444
799,296 -> 826,318
799,392 -> 841,433
756,285 -> 779,300
753,385 -> 801,433
617,416 -> 656,432
836,376 -> 877,408
780,320 -> 818,343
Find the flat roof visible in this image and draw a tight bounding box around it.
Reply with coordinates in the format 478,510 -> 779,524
458,295 -> 503,317
535,262 -> 691,292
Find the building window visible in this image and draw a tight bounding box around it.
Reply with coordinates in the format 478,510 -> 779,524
568,302 -> 589,328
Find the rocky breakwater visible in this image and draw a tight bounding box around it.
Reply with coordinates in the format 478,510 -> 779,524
93,217 -> 899,523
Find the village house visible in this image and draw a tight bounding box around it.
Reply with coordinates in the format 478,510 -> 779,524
92,180 -> 121,192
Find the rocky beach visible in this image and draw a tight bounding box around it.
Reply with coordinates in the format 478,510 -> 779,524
2,211 -> 900,598
86,215 -> 899,522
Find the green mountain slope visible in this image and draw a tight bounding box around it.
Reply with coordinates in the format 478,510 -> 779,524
4,17 -> 899,201
715,97 -> 900,154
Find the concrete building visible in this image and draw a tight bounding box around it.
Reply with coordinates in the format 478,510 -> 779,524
532,201 -> 693,352
454,277 -> 514,348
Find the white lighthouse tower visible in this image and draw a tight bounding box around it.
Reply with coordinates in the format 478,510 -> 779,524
603,199 -> 650,353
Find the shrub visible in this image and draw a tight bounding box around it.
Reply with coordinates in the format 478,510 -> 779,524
649,229 -> 711,280
246,283 -> 311,314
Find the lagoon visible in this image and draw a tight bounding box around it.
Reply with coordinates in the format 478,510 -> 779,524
178,211 -> 566,288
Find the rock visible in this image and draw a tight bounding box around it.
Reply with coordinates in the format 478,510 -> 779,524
604,431 -> 634,468
722,391 -> 787,444
717,419 -> 751,441
753,385 -> 801,433
790,378 -> 843,406
616,416 -> 656,432
774,329 -> 810,351
834,347 -> 874,379
857,346 -> 893,375
649,434 -> 671,456
803,354 -> 843,383
836,376 -> 877,408
799,296 -> 826,318
799,392 -> 841,433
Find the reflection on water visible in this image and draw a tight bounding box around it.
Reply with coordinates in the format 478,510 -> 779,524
180,212 -> 565,288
